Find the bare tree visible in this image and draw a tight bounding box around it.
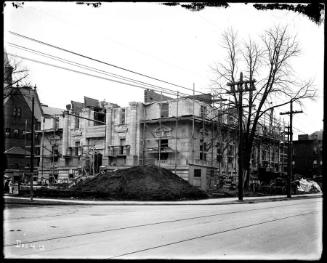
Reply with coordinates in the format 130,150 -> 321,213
4,56 -> 31,100
212,26 -> 316,189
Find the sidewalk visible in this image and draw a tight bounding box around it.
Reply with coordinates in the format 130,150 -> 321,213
3,193 -> 322,206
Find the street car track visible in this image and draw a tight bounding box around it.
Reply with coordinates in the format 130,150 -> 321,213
5,198 -> 321,247
110,210 -> 318,259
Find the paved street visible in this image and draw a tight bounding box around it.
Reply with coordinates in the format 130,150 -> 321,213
4,197 -> 322,259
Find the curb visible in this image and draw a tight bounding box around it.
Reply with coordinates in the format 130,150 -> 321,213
3,193 -> 322,206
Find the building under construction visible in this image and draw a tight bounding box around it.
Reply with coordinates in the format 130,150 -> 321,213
35,89 -> 287,191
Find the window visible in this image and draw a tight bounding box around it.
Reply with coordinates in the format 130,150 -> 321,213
75,116 -> 79,129
227,144 -> 233,156
160,139 -> 168,150
94,109 -> 106,126
5,128 -> 11,137
161,103 -> 169,118
35,122 -> 41,131
35,147 -> 40,156
158,139 -> 169,160
200,139 -> 207,161
200,152 -> 207,161
262,150 -> 266,161
121,108 -> 126,124
12,107 -> 17,117
17,107 -> 22,117
120,138 -> 126,154
217,144 -> 222,162
194,169 -> 201,177
52,146 -> 59,162
272,151 -> 275,162
216,143 -> 222,155
75,142 -> 80,156
216,143 -> 222,161
13,129 -> 19,137
200,105 -> 207,118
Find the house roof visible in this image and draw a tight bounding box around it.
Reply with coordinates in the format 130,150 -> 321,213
71,100 -> 84,114
183,93 -> 213,104
42,105 -> 65,116
19,87 -> 43,121
84,96 -> 99,108
4,86 -> 43,122
144,89 -> 173,103
4,146 -> 30,156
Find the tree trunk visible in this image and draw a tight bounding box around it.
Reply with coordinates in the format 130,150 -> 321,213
242,142 -> 253,191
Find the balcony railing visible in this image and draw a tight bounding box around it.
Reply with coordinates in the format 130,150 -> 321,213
154,159 -> 187,166
187,159 -> 214,167
108,145 -> 130,157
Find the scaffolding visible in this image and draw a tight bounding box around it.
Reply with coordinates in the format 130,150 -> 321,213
140,88 -> 229,188
32,114 -> 62,184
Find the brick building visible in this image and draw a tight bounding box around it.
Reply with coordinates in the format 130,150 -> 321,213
3,52 -> 43,182
293,131 -> 323,178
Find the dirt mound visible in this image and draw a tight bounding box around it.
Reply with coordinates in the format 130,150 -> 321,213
72,165 -> 208,201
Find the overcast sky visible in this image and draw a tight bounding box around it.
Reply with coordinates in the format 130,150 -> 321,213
4,2 -> 324,138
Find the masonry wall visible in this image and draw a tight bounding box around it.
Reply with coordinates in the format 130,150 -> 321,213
36,96 -> 284,190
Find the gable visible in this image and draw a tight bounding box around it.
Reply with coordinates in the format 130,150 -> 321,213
19,87 -> 43,122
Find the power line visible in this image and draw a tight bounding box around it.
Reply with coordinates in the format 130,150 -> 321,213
9,31 -> 207,96
7,52 -> 180,97
26,5 -> 208,81
7,42 -> 189,97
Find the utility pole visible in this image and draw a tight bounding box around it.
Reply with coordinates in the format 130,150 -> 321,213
30,94 -> 35,201
158,92 -> 163,169
192,83 -> 195,163
280,99 -> 303,198
174,91 -> 179,175
40,117 -> 44,183
227,72 -> 256,201
51,117 -> 56,185
212,97 -> 227,187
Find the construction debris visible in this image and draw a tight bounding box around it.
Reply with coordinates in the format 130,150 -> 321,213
296,178 -> 322,193
72,165 -> 208,201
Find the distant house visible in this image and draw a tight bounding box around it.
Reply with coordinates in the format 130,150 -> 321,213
293,131 -> 323,178
3,51 -> 43,182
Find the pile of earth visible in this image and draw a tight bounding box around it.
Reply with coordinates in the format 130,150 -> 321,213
71,165 -> 208,201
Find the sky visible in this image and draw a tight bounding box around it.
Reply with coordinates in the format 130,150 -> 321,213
3,2 -> 324,138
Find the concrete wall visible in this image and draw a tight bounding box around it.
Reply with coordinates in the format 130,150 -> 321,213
144,99 -> 217,120
36,96 -> 284,190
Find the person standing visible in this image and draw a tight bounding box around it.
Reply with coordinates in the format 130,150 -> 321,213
8,180 -> 13,194
4,179 -> 9,193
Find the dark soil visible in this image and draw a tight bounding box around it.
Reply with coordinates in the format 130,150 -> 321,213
72,165 -> 208,200
21,166 -> 208,201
